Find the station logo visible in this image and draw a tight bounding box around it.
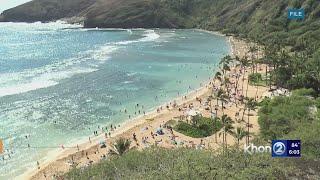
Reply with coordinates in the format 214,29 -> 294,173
272,140 -> 301,158
244,140 -> 301,158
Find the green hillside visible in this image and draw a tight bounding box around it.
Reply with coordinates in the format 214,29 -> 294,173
64,146 -> 320,179
65,148 -> 297,179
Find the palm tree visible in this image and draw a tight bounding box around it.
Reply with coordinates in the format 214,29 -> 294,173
219,114 -> 234,150
222,63 -> 231,76
109,138 -> 131,156
213,117 -> 219,143
191,115 -> 200,126
219,55 -> 233,68
214,71 -> 222,84
208,95 -> 218,143
249,45 -> 258,73
245,70 -> 250,98
239,56 -> 250,96
244,98 -> 257,144
234,56 -> 241,102
231,127 -> 248,147
216,88 -> 229,115
263,45 -> 274,88
218,55 -> 232,88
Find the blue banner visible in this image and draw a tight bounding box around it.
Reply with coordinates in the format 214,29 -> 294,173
288,9 -> 305,19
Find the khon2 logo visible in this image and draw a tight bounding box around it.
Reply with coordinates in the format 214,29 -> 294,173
272,140 -> 301,157
243,140 -> 301,158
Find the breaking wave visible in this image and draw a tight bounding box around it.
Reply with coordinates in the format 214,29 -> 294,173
0,25 -> 160,97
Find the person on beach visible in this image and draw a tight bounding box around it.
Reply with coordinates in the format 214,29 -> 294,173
133,133 -> 137,142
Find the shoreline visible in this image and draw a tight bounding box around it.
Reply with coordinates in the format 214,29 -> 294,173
20,30 -> 266,180
18,61 -> 215,180
17,28 -> 221,179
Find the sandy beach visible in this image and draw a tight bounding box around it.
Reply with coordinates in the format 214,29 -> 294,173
19,33 -> 268,180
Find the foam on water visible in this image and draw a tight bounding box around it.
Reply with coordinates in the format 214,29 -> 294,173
0,44 -> 118,97
127,72 -> 138,76
113,30 -> 160,45
0,67 -> 98,97
0,21 -> 82,33
89,45 -> 119,61
0,27 -> 160,97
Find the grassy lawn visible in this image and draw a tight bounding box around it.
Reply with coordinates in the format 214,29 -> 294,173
173,116 -> 222,138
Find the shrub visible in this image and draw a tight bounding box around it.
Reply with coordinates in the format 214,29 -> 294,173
292,88 -> 317,97
258,92 -> 320,158
249,73 -> 265,86
64,148 -> 298,180
174,116 -> 222,138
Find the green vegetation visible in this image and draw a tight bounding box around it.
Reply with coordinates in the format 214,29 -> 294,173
174,115 -> 222,138
249,73 -> 267,86
65,148 -> 297,180
109,138 -> 131,156
258,92 -> 320,159
199,0 -> 320,93
291,88 -> 317,97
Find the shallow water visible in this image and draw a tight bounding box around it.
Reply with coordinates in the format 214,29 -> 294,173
0,22 -> 230,179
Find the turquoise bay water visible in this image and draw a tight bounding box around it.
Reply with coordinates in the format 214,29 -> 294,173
0,22 -> 230,179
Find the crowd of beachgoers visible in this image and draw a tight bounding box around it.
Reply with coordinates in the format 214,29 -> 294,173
20,36 -> 276,180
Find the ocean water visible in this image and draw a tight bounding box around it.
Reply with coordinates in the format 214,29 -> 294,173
0,21 -> 230,179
